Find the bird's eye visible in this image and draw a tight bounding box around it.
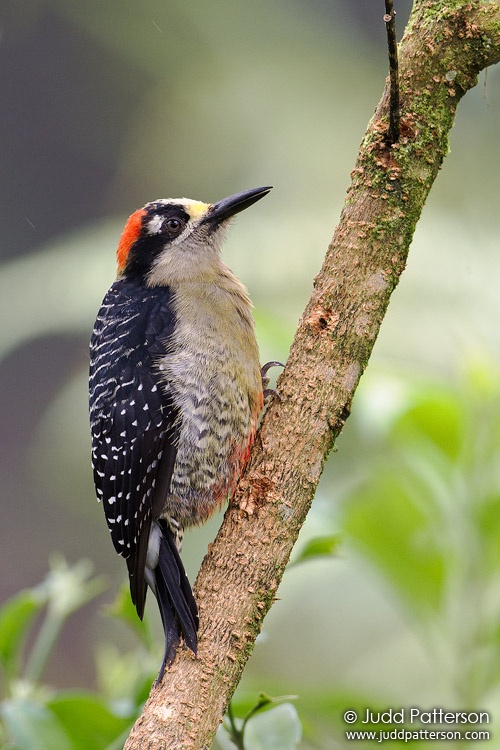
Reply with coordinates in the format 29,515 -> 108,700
162,217 -> 185,236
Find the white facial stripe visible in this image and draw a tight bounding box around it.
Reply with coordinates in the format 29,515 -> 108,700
147,215 -> 164,235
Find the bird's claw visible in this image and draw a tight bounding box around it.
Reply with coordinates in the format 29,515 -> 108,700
261,360 -> 285,401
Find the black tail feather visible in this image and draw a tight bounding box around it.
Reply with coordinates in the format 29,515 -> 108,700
126,516 -> 151,620
154,520 -> 199,684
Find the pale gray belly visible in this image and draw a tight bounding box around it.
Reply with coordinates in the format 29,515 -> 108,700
160,347 -> 256,527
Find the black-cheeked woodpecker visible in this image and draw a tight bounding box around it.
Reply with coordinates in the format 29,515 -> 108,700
89,187 -> 272,682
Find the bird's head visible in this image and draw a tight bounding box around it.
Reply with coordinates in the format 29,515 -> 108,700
116,186 -> 272,286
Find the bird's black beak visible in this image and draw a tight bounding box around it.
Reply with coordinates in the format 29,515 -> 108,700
202,186 -> 272,227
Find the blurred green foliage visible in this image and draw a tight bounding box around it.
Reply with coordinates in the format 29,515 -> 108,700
220,694 -> 302,750
1,2 -> 500,748
2,367 -> 500,748
0,559 -> 302,749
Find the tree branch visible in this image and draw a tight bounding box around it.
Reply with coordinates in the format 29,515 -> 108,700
124,2 -> 500,748
384,0 -> 400,143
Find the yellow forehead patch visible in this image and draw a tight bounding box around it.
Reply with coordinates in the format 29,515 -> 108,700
180,199 -> 210,221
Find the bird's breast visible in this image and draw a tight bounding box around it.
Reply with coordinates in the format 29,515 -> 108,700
156,280 -> 262,525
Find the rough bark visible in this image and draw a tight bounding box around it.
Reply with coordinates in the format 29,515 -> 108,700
124,2 -> 500,748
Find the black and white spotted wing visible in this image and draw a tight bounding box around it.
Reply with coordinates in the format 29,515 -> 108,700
89,279 -> 178,569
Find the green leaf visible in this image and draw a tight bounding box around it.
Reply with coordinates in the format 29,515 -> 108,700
343,471 -> 445,615
48,692 -> 131,750
244,703 -> 302,750
390,386 -> 463,461
0,588 -> 46,675
223,693 -> 300,750
290,534 -> 341,567
0,698 -> 72,750
475,491 -> 500,571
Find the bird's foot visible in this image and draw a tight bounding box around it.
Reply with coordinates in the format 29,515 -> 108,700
261,360 -> 285,400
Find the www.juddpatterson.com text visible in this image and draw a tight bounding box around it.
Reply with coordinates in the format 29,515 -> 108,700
343,708 -> 490,725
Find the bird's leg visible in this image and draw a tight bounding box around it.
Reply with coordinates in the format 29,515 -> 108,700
261,360 -> 285,400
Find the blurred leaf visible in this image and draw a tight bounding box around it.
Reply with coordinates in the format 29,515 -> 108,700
48,692 -> 131,750
218,703 -> 301,750
475,491 -> 500,570
0,697 -> 72,750
241,692 -> 298,725
0,588 -> 46,676
244,703 -> 301,750
290,534 -> 341,567
390,386 -> 463,460
223,692 -> 300,750
344,471 -> 446,616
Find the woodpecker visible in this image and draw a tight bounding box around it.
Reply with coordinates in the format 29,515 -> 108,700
89,186 -> 272,682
